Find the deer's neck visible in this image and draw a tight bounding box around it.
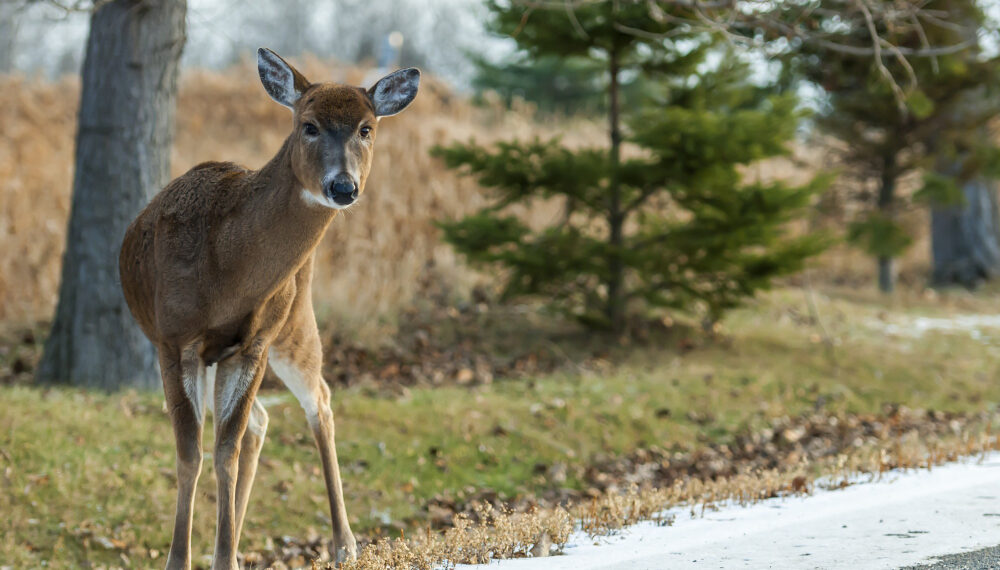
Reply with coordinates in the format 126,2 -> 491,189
238,138 -> 336,286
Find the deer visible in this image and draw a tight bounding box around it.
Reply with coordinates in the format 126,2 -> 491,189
118,48 -> 419,569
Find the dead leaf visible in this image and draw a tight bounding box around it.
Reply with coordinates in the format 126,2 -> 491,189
455,368 -> 475,384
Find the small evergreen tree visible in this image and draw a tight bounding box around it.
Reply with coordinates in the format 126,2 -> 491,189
781,0 -> 1000,292
435,1 -> 829,333
471,53 -> 651,116
472,54 -> 608,116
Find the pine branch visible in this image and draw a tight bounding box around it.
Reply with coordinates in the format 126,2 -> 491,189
623,184 -> 661,214
630,230 -> 673,251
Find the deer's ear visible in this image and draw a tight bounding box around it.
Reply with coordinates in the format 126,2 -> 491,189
368,68 -> 420,117
257,48 -> 310,109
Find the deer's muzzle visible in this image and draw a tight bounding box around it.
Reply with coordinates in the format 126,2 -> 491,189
326,173 -> 359,206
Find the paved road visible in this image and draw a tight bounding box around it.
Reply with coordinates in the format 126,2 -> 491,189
902,543 -> 1000,570
464,455 -> 1000,570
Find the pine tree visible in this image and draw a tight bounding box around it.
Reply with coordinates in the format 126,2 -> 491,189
435,1 -> 828,333
781,0 -> 1000,292
471,53 -> 651,117
472,55 -> 607,116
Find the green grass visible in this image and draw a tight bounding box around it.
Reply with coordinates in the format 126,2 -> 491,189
3,287 -> 1000,567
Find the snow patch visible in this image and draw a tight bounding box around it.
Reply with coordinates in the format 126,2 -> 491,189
464,454 -> 1000,570
868,314 -> 1000,341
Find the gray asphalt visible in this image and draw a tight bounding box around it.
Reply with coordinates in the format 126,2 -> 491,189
901,544 -> 1000,570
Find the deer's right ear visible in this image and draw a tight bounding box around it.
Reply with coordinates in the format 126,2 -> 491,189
257,48 -> 310,109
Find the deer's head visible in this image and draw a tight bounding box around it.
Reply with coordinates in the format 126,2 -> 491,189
257,47 -> 420,210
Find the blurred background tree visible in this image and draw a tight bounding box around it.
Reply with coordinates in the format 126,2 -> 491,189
930,170 -> 1000,288
0,3 -> 19,74
35,0 -> 187,389
781,0 -> 1000,292
435,0 -> 829,334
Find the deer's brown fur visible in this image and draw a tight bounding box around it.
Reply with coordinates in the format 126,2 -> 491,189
119,48 -> 419,570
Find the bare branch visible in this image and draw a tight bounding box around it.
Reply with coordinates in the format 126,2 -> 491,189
856,0 -> 908,113
13,0 -> 113,13
564,0 -> 589,38
509,0 -> 986,113
909,9 -> 938,74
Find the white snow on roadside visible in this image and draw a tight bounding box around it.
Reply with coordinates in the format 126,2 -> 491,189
868,314 -> 1000,341
462,454 -> 1000,570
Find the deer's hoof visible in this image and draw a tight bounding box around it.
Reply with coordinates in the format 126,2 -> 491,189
333,533 -> 358,564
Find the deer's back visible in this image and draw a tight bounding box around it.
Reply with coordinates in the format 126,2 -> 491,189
120,161 -> 258,345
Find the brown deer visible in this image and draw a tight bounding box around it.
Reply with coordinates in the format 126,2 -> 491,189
118,48 -> 419,569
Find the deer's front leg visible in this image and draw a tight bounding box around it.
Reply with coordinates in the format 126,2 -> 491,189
212,352 -> 267,570
269,338 -> 357,563
234,396 -> 269,546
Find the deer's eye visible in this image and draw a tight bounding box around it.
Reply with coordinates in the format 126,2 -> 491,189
359,125 -> 372,138
303,123 -> 319,136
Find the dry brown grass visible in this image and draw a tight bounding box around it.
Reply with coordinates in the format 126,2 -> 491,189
337,505 -> 573,570
0,59 -> 599,338
0,75 -> 78,326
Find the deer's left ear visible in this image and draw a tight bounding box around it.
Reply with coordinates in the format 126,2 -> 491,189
368,68 -> 420,117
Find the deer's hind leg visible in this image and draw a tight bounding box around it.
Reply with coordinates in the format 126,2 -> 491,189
162,345 -> 207,570
269,317 -> 357,562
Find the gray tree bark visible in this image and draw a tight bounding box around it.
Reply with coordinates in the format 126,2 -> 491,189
606,42 -> 625,335
0,3 -> 19,73
877,154 -> 897,293
931,176 -> 1000,288
37,0 -> 186,390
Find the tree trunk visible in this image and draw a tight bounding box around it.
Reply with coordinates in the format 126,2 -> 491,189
0,3 -> 18,74
37,0 -> 186,390
605,43 -> 625,334
877,256 -> 894,293
877,155 -> 897,293
931,176 -> 1000,287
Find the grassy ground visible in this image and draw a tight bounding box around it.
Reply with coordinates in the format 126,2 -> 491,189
2,286 -> 1000,568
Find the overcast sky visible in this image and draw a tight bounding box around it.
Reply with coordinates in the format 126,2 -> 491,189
5,0 -> 509,88
6,0 -> 1000,90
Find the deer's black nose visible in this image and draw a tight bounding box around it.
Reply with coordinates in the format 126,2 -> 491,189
327,173 -> 359,206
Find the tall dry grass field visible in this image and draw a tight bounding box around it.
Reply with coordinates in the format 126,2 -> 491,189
0,59 -> 600,339
0,60 -> 934,339
0,76 -> 78,327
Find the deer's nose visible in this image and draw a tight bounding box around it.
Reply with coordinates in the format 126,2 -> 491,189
327,174 -> 358,206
